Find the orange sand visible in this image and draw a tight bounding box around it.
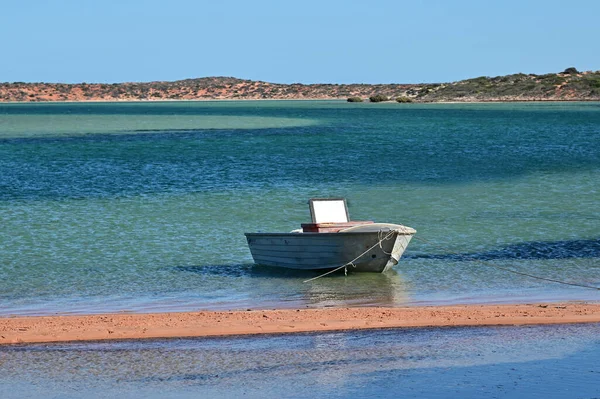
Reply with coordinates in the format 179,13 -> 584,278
1,303 -> 599,345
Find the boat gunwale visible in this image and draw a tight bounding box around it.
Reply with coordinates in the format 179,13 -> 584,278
244,230 -> 415,237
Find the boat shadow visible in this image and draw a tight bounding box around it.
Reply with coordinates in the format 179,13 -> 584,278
406,238 -> 600,261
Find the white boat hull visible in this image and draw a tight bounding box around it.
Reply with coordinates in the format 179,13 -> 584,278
245,224 -> 415,273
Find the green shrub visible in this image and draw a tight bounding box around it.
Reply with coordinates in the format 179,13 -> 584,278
563,67 -> 579,75
467,76 -> 490,83
347,97 -> 363,102
396,96 -> 413,103
369,94 -> 389,102
589,79 -> 600,88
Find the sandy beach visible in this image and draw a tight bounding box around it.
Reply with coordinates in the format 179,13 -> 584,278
1,302 -> 599,345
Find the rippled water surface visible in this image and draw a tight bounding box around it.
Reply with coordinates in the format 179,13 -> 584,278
1,323 -> 599,398
1,101 -> 599,314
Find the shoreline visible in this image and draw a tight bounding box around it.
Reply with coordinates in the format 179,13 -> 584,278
2,302 -> 599,345
2,98 -> 600,105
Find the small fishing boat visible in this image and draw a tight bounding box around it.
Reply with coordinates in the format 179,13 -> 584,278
245,199 -> 416,273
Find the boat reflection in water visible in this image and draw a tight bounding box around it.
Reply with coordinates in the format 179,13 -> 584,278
300,269 -> 412,308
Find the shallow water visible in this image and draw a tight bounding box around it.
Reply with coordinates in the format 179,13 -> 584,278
0,101 -> 599,315
1,323 -> 599,398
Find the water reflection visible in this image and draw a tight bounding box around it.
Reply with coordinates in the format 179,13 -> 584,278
1,324 -> 599,398
173,264 -> 412,308
303,270 -> 411,308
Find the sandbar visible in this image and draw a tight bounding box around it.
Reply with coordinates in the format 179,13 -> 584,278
1,303 -> 599,345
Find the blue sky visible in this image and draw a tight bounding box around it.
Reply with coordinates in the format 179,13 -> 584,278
2,0 -> 599,84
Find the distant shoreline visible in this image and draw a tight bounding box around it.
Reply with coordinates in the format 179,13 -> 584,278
2,302 -> 599,345
2,70 -> 599,103
0,98 -> 347,105
2,98 -> 600,105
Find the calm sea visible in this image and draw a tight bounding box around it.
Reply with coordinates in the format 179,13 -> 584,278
0,101 -> 599,315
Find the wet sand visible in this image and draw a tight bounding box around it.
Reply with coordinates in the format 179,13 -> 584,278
1,303 -> 599,345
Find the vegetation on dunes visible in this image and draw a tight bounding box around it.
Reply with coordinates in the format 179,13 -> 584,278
1,68 -> 599,103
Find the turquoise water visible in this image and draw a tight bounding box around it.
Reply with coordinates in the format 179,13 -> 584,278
1,324 -> 599,398
1,101 -> 599,314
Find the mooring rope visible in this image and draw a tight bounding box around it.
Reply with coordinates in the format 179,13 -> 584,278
378,229 -> 394,255
412,235 -> 600,291
303,229 -> 398,283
